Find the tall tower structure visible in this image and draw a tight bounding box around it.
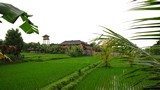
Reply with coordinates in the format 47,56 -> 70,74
42,34 -> 50,45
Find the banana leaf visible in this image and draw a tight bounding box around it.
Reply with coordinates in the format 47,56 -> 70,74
0,3 -> 39,34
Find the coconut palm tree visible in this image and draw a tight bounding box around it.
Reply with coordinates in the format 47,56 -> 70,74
94,27 -> 142,67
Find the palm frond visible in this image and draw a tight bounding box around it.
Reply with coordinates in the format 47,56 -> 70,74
135,30 -> 160,34
143,84 -> 160,90
131,0 -> 160,40
135,7 -> 160,10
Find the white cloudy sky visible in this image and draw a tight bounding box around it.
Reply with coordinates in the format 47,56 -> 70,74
0,0 -> 158,47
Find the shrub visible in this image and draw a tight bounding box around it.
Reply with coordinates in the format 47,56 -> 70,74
7,54 -> 24,61
67,46 -> 83,57
146,46 -> 160,55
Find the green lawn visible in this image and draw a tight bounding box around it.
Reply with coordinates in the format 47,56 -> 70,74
75,58 -> 154,90
0,53 -> 99,90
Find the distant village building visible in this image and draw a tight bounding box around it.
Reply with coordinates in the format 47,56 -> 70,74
42,34 -> 50,45
61,40 -> 93,55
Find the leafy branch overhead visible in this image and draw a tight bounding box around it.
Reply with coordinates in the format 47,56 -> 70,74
131,0 -> 160,40
0,3 -> 39,34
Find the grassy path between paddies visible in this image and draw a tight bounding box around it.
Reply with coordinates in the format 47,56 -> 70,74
41,61 -> 102,90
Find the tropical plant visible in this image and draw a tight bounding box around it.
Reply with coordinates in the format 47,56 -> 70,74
0,3 -> 38,34
100,44 -> 113,67
98,38 -> 117,67
93,27 -> 142,67
67,46 -> 83,57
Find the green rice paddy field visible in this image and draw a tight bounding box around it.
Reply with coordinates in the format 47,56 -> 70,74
21,52 -> 70,61
75,58 -> 155,90
0,53 -> 99,90
0,53 -> 157,90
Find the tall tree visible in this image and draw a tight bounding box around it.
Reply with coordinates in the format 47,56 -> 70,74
4,28 -> 23,55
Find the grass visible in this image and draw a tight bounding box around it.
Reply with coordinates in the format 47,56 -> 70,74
21,52 -> 70,61
75,57 -> 155,90
0,53 -> 99,90
41,61 -> 102,90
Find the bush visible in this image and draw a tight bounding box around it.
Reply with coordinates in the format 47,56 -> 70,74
67,46 -> 83,57
7,54 -> 24,61
145,46 -> 160,55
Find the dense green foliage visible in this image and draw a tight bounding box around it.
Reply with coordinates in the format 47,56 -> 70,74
67,46 -> 83,57
21,52 -> 70,61
0,39 -> 3,45
0,53 -> 99,90
22,43 -> 65,54
4,28 -> 23,55
145,40 -> 160,55
146,45 -> 160,55
22,42 -> 40,52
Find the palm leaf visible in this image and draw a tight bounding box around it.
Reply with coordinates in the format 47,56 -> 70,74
135,7 -> 160,10
136,17 -> 160,22
132,34 -> 160,37
148,76 -> 160,80
131,0 -> 160,84
143,83 -> 160,90
135,30 -> 160,34
131,0 -> 160,40
132,26 -> 160,29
